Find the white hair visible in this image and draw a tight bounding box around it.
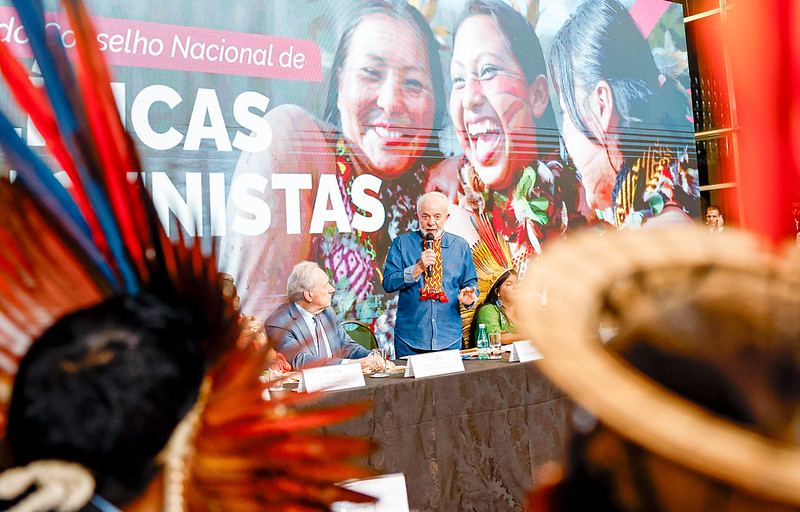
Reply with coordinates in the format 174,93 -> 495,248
286,261 -> 321,303
416,191 -> 448,211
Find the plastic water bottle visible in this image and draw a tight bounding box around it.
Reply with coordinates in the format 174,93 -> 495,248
476,323 -> 489,360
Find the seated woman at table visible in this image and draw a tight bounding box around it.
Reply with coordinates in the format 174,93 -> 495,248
219,272 -> 292,371
469,269 -> 526,347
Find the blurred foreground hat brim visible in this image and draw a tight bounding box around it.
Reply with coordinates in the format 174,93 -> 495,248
518,226 -> 800,505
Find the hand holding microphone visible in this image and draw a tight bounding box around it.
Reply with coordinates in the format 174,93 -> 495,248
424,233 -> 435,277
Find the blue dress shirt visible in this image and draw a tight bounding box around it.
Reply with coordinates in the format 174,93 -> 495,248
382,231 -> 477,352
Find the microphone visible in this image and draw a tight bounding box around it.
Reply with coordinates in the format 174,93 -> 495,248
425,233 -> 435,277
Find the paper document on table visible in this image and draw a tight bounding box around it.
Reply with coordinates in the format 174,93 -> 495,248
404,349 -> 464,378
332,473 -> 410,512
297,363 -> 366,392
508,340 -> 543,362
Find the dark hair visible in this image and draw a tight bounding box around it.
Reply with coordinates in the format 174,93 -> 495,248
549,0 -> 686,149
323,0 -> 446,155
7,293 -> 206,506
452,0 -> 559,157
467,269 -> 516,347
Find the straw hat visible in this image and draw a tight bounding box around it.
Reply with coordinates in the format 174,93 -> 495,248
517,226 -> 800,506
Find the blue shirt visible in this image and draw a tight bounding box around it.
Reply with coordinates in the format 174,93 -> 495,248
382,231 -> 477,351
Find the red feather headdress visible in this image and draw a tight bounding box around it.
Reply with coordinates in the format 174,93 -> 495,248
461,213 -> 516,346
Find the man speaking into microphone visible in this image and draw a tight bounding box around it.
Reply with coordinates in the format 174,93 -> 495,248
383,192 -> 478,358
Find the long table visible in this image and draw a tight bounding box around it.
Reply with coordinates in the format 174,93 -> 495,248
308,355 -> 572,511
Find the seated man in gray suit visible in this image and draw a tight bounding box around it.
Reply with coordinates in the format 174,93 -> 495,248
264,261 -> 391,370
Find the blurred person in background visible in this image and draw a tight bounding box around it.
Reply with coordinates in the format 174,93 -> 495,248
705,205 -> 724,233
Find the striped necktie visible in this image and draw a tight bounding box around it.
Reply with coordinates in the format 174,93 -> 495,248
313,315 -> 329,358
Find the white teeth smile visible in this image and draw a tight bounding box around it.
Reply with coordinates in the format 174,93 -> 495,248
374,126 -> 403,138
467,120 -> 500,136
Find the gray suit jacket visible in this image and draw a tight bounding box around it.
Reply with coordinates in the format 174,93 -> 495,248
263,302 -> 371,369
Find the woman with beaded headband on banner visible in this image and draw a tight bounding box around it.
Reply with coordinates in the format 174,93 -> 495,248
0,1 -> 374,510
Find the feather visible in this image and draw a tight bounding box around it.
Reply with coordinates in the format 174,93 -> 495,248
44,23 -> 140,292
0,182 -> 105,429
472,212 -> 513,270
0,39 -> 96,223
0,115 -> 118,286
62,0 -> 148,272
0,3 -> 376,511
173,327 -> 376,511
11,0 -> 139,292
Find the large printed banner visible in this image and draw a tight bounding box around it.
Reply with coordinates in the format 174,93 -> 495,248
0,0 -> 698,355
0,7 -> 321,79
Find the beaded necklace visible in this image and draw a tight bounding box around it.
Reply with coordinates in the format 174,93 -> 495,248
612,144 -> 686,228
457,156 -> 561,262
332,139 -> 428,259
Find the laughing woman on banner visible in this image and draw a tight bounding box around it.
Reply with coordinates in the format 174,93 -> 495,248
220,0 -> 446,355
549,0 -> 700,229
432,0 -> 582,270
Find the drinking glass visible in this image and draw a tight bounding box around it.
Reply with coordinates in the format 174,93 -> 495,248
267,359 -> 285,391
371,347 -> 390,378
488,333 -> 502,359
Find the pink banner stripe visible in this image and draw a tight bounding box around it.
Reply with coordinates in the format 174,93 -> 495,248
629,0 -> 672,39
0,6 -> 321,82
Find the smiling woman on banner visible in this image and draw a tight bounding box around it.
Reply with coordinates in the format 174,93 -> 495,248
317,0 -> 447,354
220,0 -> 447,355
431,0 -> 582,268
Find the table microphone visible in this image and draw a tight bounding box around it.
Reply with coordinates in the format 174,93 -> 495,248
425,232 -> 435,277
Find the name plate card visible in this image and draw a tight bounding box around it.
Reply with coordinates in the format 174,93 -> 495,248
333,473 -> 410,512
404,349 -> 465,378
509,340 -> 543,363
298,362 -> 366,393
